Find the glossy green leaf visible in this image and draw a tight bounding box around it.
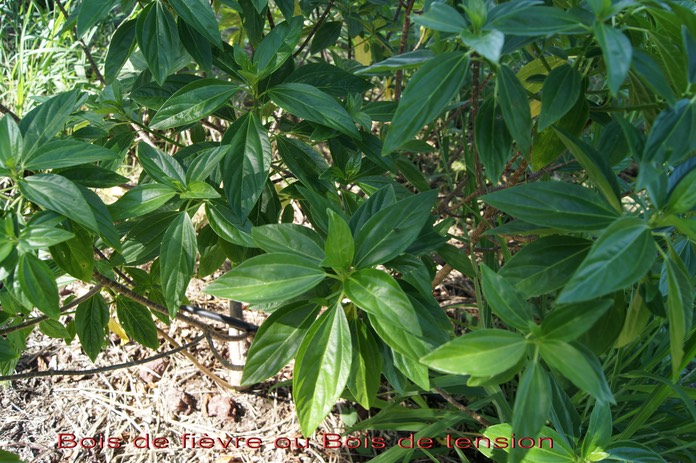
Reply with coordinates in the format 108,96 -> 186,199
643,99 -> 696,164
475,97 -> 513,181
59,166 -> 129,189
205,200 -> 255,247
348,185 -> 396,233
461,29 -> 505,64
150,79 -> 239,129
482,182 -> 620,232
286,62 -> 372,97
108,184 -> 178,221
594,22 -> 632,96
220,113 -> 271,216
23,140 -> 118,171
411,3 -> 467,33
116,298 -> 159,350
0,114 -> 22,170
76,185 -> 122,252
665,247 -> 693,380
135,2 -> 180,86
355,50 -> 434,75
179,181 -> 220,199
205,253 -> 326,303
267,83 -> 359,138
541,299 -> 614,341
294,304 -> 352,436
666,166 -> 696,213
242,303 -> 320,385
105,19 -> 137,83
605,441 -> 667,463
0,337 -> 18,362
50,224 -> 94,281
553,127 -> 621,211
532,95 -> 589,171
487,6 -> 585,36
18,226 -> 74,251
353,190 -> 437,268
582,401 -> 612,460
480,264 -> 534,332
497,64 -> 532,151
421,329 -> 527,377
310,21 -> 342,53
344,268 -> 436,360
77,0 -> 119,37
393,349 -> 430,390
18,89 -> 81,157
559,218 -> 655,303
18,253 -> 60,319
348,319 -> 382,409
323,209 -> 354,270
75,294 -> 109,362
382,52 -> 468,154
169,0 -> 222,48
138,143 -> 187,188
254,17 -> 303,77
178,17 -> 213,70
19,174 -> 99,232
251,224 -> 325,262
480,424 -> 575,463
500,236 -> 591,297
538,64 -> 582,131
540,340 -> 614,403
511,361 -> 551,463
160,212 -> 197,316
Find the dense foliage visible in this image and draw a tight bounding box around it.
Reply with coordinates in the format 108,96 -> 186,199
1,0 -> 695,461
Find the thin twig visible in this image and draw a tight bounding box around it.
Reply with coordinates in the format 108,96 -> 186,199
0,336 -> 204,381
54,0 -> 106,85
0,102 -> 20,122
394,0 -> 416,101
0,285 -> 103,336
294,0 -> 336,57
433,387 -> 491,427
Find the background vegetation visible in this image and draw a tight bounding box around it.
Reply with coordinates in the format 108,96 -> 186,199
1,0 -> 695,462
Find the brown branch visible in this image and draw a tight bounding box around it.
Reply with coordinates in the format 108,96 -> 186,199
0,335 -> 204,381
394,0 -> 416,101
434,387 -> 491,427
54,0 -> 106,85
294,0 -> 336,57
0,102 -> 20,122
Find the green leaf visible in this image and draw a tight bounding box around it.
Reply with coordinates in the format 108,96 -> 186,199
497,64 -> 532,152
138,143 -> 187,188
421,329 -> 527,377
582,401 -> 612,460
666,165 -> 696,213
553,128 -> 621,211
59,165 -> 129,189
499,236 -> 592,298
382,52 -> 469,154
50,224 -> 94,281
23,140 -> 118,171
205,253 -> 326,303
150,79 -> 238,129
353,190 -> 437,268
665,246 -> 693,380
241,302 -> 320,385
18,89 -> 81,157
205,200 -> 255,247
482,182 -> 620,231
541,299 -> 614,341
460,29 -> 505,64
344,268 -> 438,360
178,17 -> 213,71
475,97 -> 512,182
511,361 -> 551,463
254,17 -> 303,77
286,62 -> 372,98
558,217 -> 655,303
348,185 -> 396,233
135,2 -> 180,86
643,99 -> 696,164
77,0 -> 119,37
19,174 -> 99,234
17,253 -> 59,319
538,64 -> 582,131
160,213 -> 197,316
540,340 -> 614,403
355,50 -> 435,75
487,6 -> 585,36
184,145 -> 228,183
39,319 -> 71,340
605,441 -> 666,463
267,83 -> 360,138
105,19 -> 137,83
348,319 -> 381,409
594,23 -> 632,96
294,304 -> 352,436
532,95 -> 589,171
252,224 -> 325,262
310,21 -> 342,53
323,209 -> 354,270
75,294 -> 109,362
179,181 -> 220,199
0,114 -> 22,170
108,184 -> 178,221
480,265 -> 534,332
76,185 -> 122,251
169,0 -> 222,48
411,3 -> 467,33
0,337 -> 19,362
116,298 -> 159,350
18,226 -> 74,250
480,424 -> 575,463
